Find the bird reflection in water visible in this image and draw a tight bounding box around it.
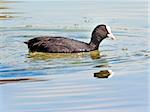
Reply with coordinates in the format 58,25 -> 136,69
28,50 -> 113,78
28,50 -> 101,60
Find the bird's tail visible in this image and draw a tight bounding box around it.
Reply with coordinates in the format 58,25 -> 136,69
24,41 -> 28,44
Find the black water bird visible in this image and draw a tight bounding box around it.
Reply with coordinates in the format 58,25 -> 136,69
24,24 -> 116,53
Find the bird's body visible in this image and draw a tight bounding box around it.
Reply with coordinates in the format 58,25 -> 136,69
24,24 -> 115,53
25,36 -> 92,53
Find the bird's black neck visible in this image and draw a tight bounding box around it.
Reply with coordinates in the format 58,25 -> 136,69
89,35 -> 104,50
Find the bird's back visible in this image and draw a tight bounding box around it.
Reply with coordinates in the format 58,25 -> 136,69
25,36 -> 91,53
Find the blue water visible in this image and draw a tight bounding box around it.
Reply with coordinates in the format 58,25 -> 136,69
0,0 -> 149,112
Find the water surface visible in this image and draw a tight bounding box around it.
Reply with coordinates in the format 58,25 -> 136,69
0,0 -> 149,112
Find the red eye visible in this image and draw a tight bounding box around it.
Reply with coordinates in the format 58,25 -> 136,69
100,26 -> 107,32
101,28 -> 106,32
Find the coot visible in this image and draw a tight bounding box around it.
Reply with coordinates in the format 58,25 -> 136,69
24,24 -> 115,53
